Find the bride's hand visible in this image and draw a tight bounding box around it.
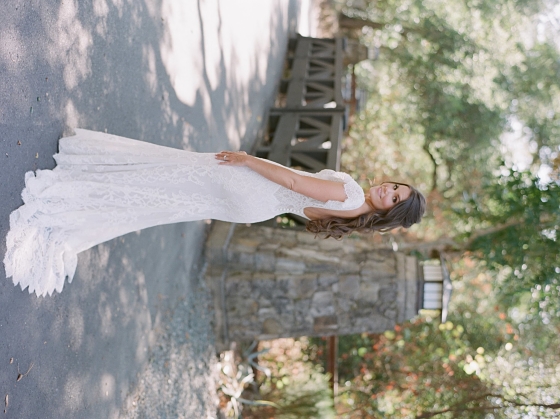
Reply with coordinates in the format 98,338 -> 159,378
215,151 -> 249,166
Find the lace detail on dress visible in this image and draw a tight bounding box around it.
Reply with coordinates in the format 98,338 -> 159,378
272,169 -> 365,218
4,129 -> 363,296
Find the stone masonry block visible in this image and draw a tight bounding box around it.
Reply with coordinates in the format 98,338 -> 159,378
252,277 -> 276,300
379,285 -> 397,302
336,312 -> 351,330
309,291 -> 335,317
225,278 -> 252,296
354,300 -> 377,315
383,308 -> 397,320
304,262 -> 335,273
258,297 -> 273,308
359,282 -> 380,303
293,299 -> 312,327
296,231 -> 320,245
255,251 -> 276,271
375,298 -> 397,319
318,273 -> 338,288
341,242 -> 360,254
338,263 -> 361,274
360,259 -> 397,278
287,274 -> 318,299
276,257 -> 305,274
259,243 -> 281,251
367,248 -> 395,262
318,238 -> 344,251
236,225 -> 272,240
225,271 -> 253,282
230,237 -> 261,253
338,275 -> 360,298
352,314 -> 395,334
226,296 -> 258,318
231,225 -> 250,236
274,278 -> 291,296
252,272 -> 276,281
313,315 -> 338,334
278,247 -> 340,264
262,318 -> 284,335
270,296 -> 293,316
272,233 -> 297,248
276,247 -> 304,259
336,297 -> 357,313
227,249 -> 255,266
258,307 -> 277,320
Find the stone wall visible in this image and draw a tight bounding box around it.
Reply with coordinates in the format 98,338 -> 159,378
204,222 -> 419,349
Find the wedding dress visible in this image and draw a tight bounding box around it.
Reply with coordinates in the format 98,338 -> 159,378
3,129 -> 365,297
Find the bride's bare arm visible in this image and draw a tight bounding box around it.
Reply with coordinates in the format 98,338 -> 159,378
215,151 -> 348,203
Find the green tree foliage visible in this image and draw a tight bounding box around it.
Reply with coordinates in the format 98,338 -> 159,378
338,0 -> 560,313
496,41 -> 560,161
456,169 -> 560,315
340,0 -> 560,202
325,1 -> 560,416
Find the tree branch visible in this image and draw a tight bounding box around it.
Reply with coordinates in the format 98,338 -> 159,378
416,392 -> 560,418
463,219 -> 524,249
422,142 -> 439,192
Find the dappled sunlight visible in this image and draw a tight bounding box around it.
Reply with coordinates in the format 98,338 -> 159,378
0,27 -> 26,74
0,0 -> 300,416
68,303 -> 85,351
98,292 -> 117,338
0,25 -> 35,120
141,44 -> 159,95
93,0 -> 110,18
47,0 -> 93,90
92,0 -> 110,35
100,373 -> 116,399
159,0 -> 204,106
63,373 -> 84,411
159,0 -> 291,150
64,99 -> 82,130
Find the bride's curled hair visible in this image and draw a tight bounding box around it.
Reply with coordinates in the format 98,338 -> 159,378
306,184 -> 426,240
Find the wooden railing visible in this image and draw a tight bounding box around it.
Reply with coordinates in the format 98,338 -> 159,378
256,36 -> 347,172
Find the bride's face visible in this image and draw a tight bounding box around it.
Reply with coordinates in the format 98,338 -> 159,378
368,183 -> 411,211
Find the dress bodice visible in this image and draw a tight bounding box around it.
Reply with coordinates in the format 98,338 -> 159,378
271,168 -> 365,219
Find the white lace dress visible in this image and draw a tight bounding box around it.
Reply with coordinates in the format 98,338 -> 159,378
4,129 -> 365,296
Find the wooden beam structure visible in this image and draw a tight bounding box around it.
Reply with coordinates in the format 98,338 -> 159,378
256,36 -> 347,174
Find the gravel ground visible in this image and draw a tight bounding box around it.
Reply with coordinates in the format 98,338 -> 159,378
118,263 -> 219,419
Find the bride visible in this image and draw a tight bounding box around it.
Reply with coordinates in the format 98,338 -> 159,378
3,129 -> 426,297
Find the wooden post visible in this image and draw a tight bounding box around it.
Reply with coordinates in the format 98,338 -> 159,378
327,335 -> 338,396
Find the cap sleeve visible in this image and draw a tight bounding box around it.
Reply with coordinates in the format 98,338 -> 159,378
316,170 -> 365,210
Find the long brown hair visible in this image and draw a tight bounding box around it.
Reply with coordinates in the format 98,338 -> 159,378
306,183 -> 426,240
